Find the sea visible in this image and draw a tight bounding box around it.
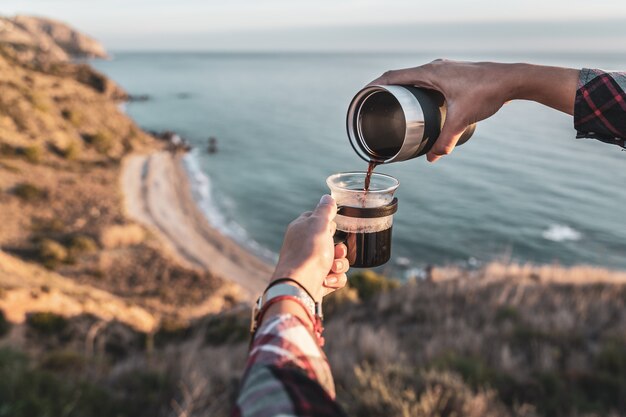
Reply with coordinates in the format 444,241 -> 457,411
92,52 -> 626,276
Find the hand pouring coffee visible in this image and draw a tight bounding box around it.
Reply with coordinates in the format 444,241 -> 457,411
329,85 -> 478,268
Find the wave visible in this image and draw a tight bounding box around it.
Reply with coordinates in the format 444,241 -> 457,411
181,152 -> 278,263
542,224 -> 582,242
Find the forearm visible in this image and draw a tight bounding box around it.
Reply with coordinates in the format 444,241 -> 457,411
507,63 -> 580,115
264,299 -> 314,332
233,312 -> 337,416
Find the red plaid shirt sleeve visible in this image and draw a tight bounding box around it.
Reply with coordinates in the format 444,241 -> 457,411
232,314 -> 346,417
574,68 -> 626,148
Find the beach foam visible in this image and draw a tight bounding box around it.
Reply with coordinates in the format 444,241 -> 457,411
182,152 -> 277,263
542,224 -> 582,242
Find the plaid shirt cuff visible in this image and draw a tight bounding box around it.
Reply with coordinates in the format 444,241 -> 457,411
574,68 -> 626,149
233,314 -> 344,417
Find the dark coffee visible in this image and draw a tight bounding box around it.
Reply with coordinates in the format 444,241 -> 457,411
335,227 -> 392,268
363,161 -> 378,192
329,171 -> 398,269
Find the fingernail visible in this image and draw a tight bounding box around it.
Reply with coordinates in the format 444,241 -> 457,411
326,276 -> 338,284
319,194 -> 334,206
334,259 -> 344,270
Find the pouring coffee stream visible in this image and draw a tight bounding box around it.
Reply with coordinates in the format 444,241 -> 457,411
363,161 -> 378,193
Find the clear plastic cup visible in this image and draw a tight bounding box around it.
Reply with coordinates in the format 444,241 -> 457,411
326,172 -> 399,267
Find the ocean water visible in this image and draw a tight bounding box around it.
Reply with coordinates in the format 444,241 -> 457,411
93,52 -> 626,274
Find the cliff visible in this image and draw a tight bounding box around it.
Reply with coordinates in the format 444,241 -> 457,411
0,15 -> 107,63
0,15 -> 236,321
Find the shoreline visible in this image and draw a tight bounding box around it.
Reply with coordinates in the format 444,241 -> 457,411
119,151 -> 626,299
121,151 -> 271,299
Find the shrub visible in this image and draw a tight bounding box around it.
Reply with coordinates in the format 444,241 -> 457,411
0,311 -> 10,338
495,305 -> 520,323
12,182 -> 47,202
0,143 -> 16,156
323,286 -> 359,318
20,144 -> 43,163
67,234 -> 99,255
596,339 -> 626,375
26,312 -> 68,335
0,347 -> 146,417
84,132 -> 113,155
40,350 -> 85,373
61,109 -> 82,126
31,217 -> 65,234
0,160 -> 20,173
155,317 -> 191,346
100,224 -> 145,249
432,352 -> 503,389
349,270 -> 400,301
28,92 -> 50,112
60,141 -> 80,160
205,313 -> 249,345
341,362 -> 508,417
37,239 -> 68,269
114,370 -> 174,416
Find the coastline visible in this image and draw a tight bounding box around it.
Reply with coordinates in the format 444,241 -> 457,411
121,151 -> 271,299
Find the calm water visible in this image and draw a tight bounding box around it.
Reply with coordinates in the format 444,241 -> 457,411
93,52 -> 626,273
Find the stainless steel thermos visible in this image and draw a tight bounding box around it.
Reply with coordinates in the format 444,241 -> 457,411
347,85 -> 476,163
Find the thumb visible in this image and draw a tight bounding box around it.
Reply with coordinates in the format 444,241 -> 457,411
312,194 -> 337,221
426,107 -> 467,163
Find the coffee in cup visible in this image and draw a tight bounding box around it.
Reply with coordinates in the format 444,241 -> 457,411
326,172 -> 399,268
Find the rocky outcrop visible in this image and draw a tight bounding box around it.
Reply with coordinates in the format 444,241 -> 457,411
0,15 -> 107,62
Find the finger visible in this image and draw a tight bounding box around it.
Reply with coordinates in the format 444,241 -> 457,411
312,194 -> 337,222
331,258 -> 349,274
426,106 -> 467,163
324,273 -> 348,289
329,221 -> 337,236
334,243 -> 347,259
367,66 -> 435,88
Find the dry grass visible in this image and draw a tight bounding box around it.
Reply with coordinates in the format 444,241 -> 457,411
432,261 -> 626,285
2,254 -> 625,417
345,364 -> 516,417
323,263 -> 626,416
0,250 -> 157,332
100,224 -> 146,249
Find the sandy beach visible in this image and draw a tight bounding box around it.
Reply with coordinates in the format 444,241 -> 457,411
121,151 -> 272,299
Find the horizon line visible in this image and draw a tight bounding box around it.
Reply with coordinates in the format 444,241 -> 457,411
100,49 -> 626,55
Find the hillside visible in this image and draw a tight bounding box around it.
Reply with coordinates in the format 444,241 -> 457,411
0,15 -> 624,417
325,265 -> 626,417
0,16 -> 240,323
0,16 -> 248,416
0,15 -> 107,63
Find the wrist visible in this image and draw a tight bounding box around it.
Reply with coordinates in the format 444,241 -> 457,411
270,269 -> 321,301
263,299 -> 315,331
252,284 -> 326,346
500,62 -> 533,102
506,63 -> 579,114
